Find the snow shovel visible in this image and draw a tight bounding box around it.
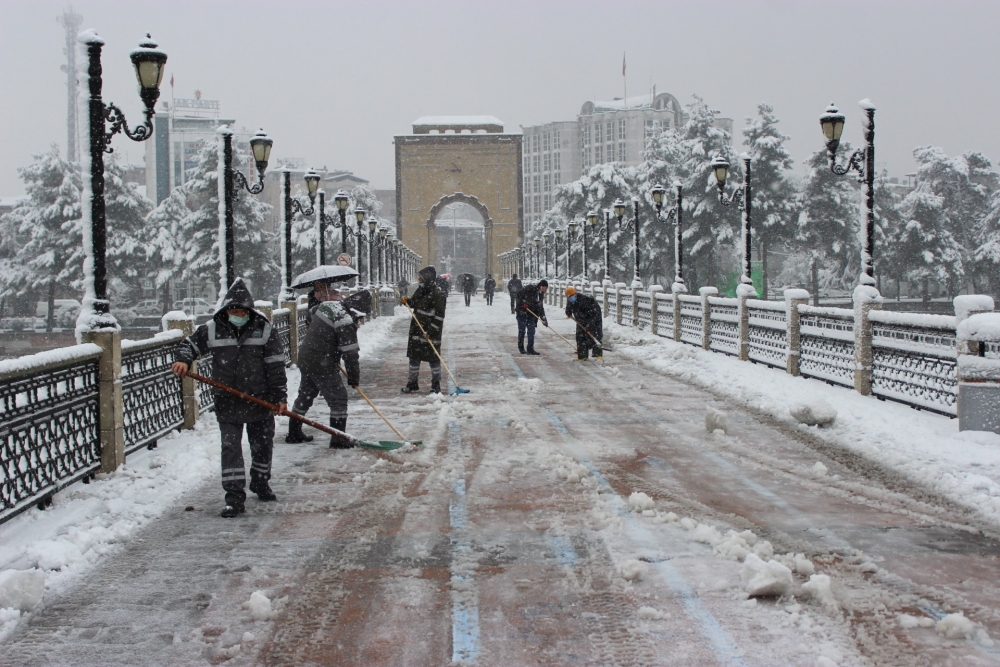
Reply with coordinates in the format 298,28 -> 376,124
570,315 -> 612,351
524,307 -> 578,354
403,302 -> 470,395
338,365 -> 418,444
185,371 -> 413,451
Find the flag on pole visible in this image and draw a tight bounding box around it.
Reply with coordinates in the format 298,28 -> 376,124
170,74 -> 174,89
622,52 -> 626,77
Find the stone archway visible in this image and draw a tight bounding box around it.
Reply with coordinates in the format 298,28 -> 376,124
395,119 -> 523,278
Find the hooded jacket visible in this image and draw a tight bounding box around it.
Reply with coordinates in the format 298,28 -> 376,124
407,267 -> 447,362
297,299 -> 360,385
175,279 -> 288,422
515,283 -> 547,322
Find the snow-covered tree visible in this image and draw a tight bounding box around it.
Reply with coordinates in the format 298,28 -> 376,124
794,145 -> 861,303
741,103 -> 797,298
891,189 -> 963,300
0,146 -> 82,330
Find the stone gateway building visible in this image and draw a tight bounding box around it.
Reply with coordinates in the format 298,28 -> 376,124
395,117 -> 523,279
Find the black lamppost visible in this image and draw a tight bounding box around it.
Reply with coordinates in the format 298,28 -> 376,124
365,219 -> 378,287
821,101 -> 877,287
542,232 -> 552,278
600,209 -> 612,284
554,228 -> 563,279
614,198 -> 643,287
372,225 -> 389,286
280,168 -> 318,301
711,154 -> 754,292
316,189 -> 351,265
651,182 -> 685,291
585,210 -> 600,283
219,127 -> 272,292
79,31 -> 166,328
533,238 -> 542,279
567,221 -> 578,280
349,206 -> 368,285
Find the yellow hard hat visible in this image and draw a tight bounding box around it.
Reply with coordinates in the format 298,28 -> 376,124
565,286 -> 577,297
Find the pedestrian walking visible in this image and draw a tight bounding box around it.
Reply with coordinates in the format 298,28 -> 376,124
507,273 -> 523,314
460,273 -> 476,307
402,265 -> 447,394
514,279 -> 548,355
484,274 -> 496,305
564,286 -> 603,361
286,266 -> 362,448
172,278 -> 287,518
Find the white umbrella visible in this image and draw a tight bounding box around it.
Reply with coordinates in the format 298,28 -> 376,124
292,265 -> 359,289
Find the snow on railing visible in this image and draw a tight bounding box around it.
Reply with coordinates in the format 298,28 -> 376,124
654,291 -> 675,334
677,294 -> 702,346
797,305 -> 855,388
746,299 -> 788,370
636,291 -> 652,329
707,296 -> 740,356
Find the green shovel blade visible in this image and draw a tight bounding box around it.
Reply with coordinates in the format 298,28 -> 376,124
358,440 -> 423,451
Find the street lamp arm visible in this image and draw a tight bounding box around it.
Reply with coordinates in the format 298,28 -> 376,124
656,206 -> 678,224
289,196 -> 315,216
232,169 -> 265,195
103,102 -> 153,149
830,147 -> 867,181
716,185 -> 746,211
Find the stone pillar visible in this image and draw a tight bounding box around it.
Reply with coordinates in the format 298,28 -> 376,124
738,293 -> 751,361
853,286 -> 881,396
672,291 -> 683,342
699,286 -> 718,351
954,295 -> 995,356
83,329 -> 124,473
784,289 -> 809,376
168,318 -> 198,429
254,300 -> 273,321
648,285 -> 663,336
281,299 -> 298,365
615,283 -> 626,326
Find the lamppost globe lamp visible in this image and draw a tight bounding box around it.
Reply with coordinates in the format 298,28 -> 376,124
613,199 -> 627,218
249,129 -> 273,174
355,206 -> 366,225
304,169 -> 321,200
568,220 -> 578,235
368,219 -> 377,234
335,190 -> 349,211
534,238 -> 541,247
820,103 -> 846,154
587,210 -> 599,227
711,156 -> 730,186
651,183 -> 666,207
379,226 -> 387,239
555,228 -> 563,240
129,34 -> 167,111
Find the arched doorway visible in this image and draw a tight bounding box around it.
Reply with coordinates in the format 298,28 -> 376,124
425,193 -> 493,280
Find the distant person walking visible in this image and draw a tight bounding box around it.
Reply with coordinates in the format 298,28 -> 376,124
514,279 -> 548,355
484,275 -> 496,306
402,266 -> 447,394
507,273 -> 523,314
460,273 -> 477,307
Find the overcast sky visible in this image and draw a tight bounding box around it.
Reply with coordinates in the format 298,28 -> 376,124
2,0 -> 999,196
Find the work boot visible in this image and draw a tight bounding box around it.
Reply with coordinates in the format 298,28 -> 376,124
594,355 -> 604,361
401,381 -> 420,394
330,418 -> 355,449
285,419 -> 313,443
519,347 -> 526,354
573,357 -> 589,362
527,348 -> 540,355
429,381 -> 442,394
220,503 -> 245,518
249,479 -> 277,502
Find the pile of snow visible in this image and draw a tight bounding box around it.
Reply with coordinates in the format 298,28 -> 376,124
627,492 -> 655,512
0,569 -> 45,612
801,574 -> 838,610
811,462 -> 828,476
637,606 -> 669,620
245,590 -> 272,621
898,613 -> 934,629
741,553 -> 793,597
790,401 -> 837,426
705,407 -> 728,434
619,559 -> 645,581
936,611 -> 976,639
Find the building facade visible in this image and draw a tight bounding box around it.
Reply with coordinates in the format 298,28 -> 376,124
521,91 -> 734,226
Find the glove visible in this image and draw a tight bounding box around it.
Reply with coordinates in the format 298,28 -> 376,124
542,318 -> 548,327
401,296 -> 409,305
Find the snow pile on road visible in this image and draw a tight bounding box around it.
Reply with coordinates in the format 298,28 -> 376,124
627,492 -> 655,512
245,590 -> 272,621
0,569 -> 44,612
741,553 -> 793,597
705,407 -> 728,433
898,613 -> 934,629
610,322 -> 1000,527
789,401 -> 837,426
801,574 -> 838,611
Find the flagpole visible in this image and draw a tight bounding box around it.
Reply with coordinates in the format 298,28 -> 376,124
622,52 -> 627,108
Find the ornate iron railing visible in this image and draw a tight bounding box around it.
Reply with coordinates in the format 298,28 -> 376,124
747,300 -> 788,369
273,309 -> 292,365
708,297 -> 740,356
654,293 -> 674,336
678,295 -> 702,346
195,353 -> 215,412
121,334 -> 185,454
798,306 -> 855,388
636,292 -> 652,328
297,305 -> 309,343
1,346 -> 102,522
608,289 -> 619,320
870,311 -> 957,415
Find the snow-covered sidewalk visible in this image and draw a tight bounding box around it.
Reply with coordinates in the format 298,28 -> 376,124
605,321 -> 1000,530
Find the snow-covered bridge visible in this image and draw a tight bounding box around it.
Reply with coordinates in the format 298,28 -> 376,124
2,289 -> 1000,665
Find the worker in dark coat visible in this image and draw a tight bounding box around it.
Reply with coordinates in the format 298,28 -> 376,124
514,279 -> 548,355
402,265 -> 447,393
564,286 -> 603,360
484,275 -> 496,306
507,273 -> 522,314
172,278 -> 287,518
460,273 -> 476,307
287,278 -> 361,448
436,275 -> 451,297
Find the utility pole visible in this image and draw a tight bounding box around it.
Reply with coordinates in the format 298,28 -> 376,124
58,7 -> 83,162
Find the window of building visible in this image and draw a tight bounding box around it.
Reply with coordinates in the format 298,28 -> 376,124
543,193 -> 551,210
534,195 -> 541,214
583,146 -> 591,169
543,174 -> 551,192
595,144 -> 603,164
606,121 -> 613,141
532,134 -> 540,152
618,119 -> 626,140
553,130 -> 561,149
524,176 -> 530,193
543,153 -> 551,172
532,154 -> 539,173
595,123 -> 603,144
533,174 -> 540,194
543,132 -> 550,152
553,152 -> 561,171
582,126 -> 590,145
554,172 -> 561,185
618,141 -> 626,162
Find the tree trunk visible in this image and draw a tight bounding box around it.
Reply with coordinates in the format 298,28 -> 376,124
811,257 -> 819,306
46,282 -> 56,333
921,278 -> 929,303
